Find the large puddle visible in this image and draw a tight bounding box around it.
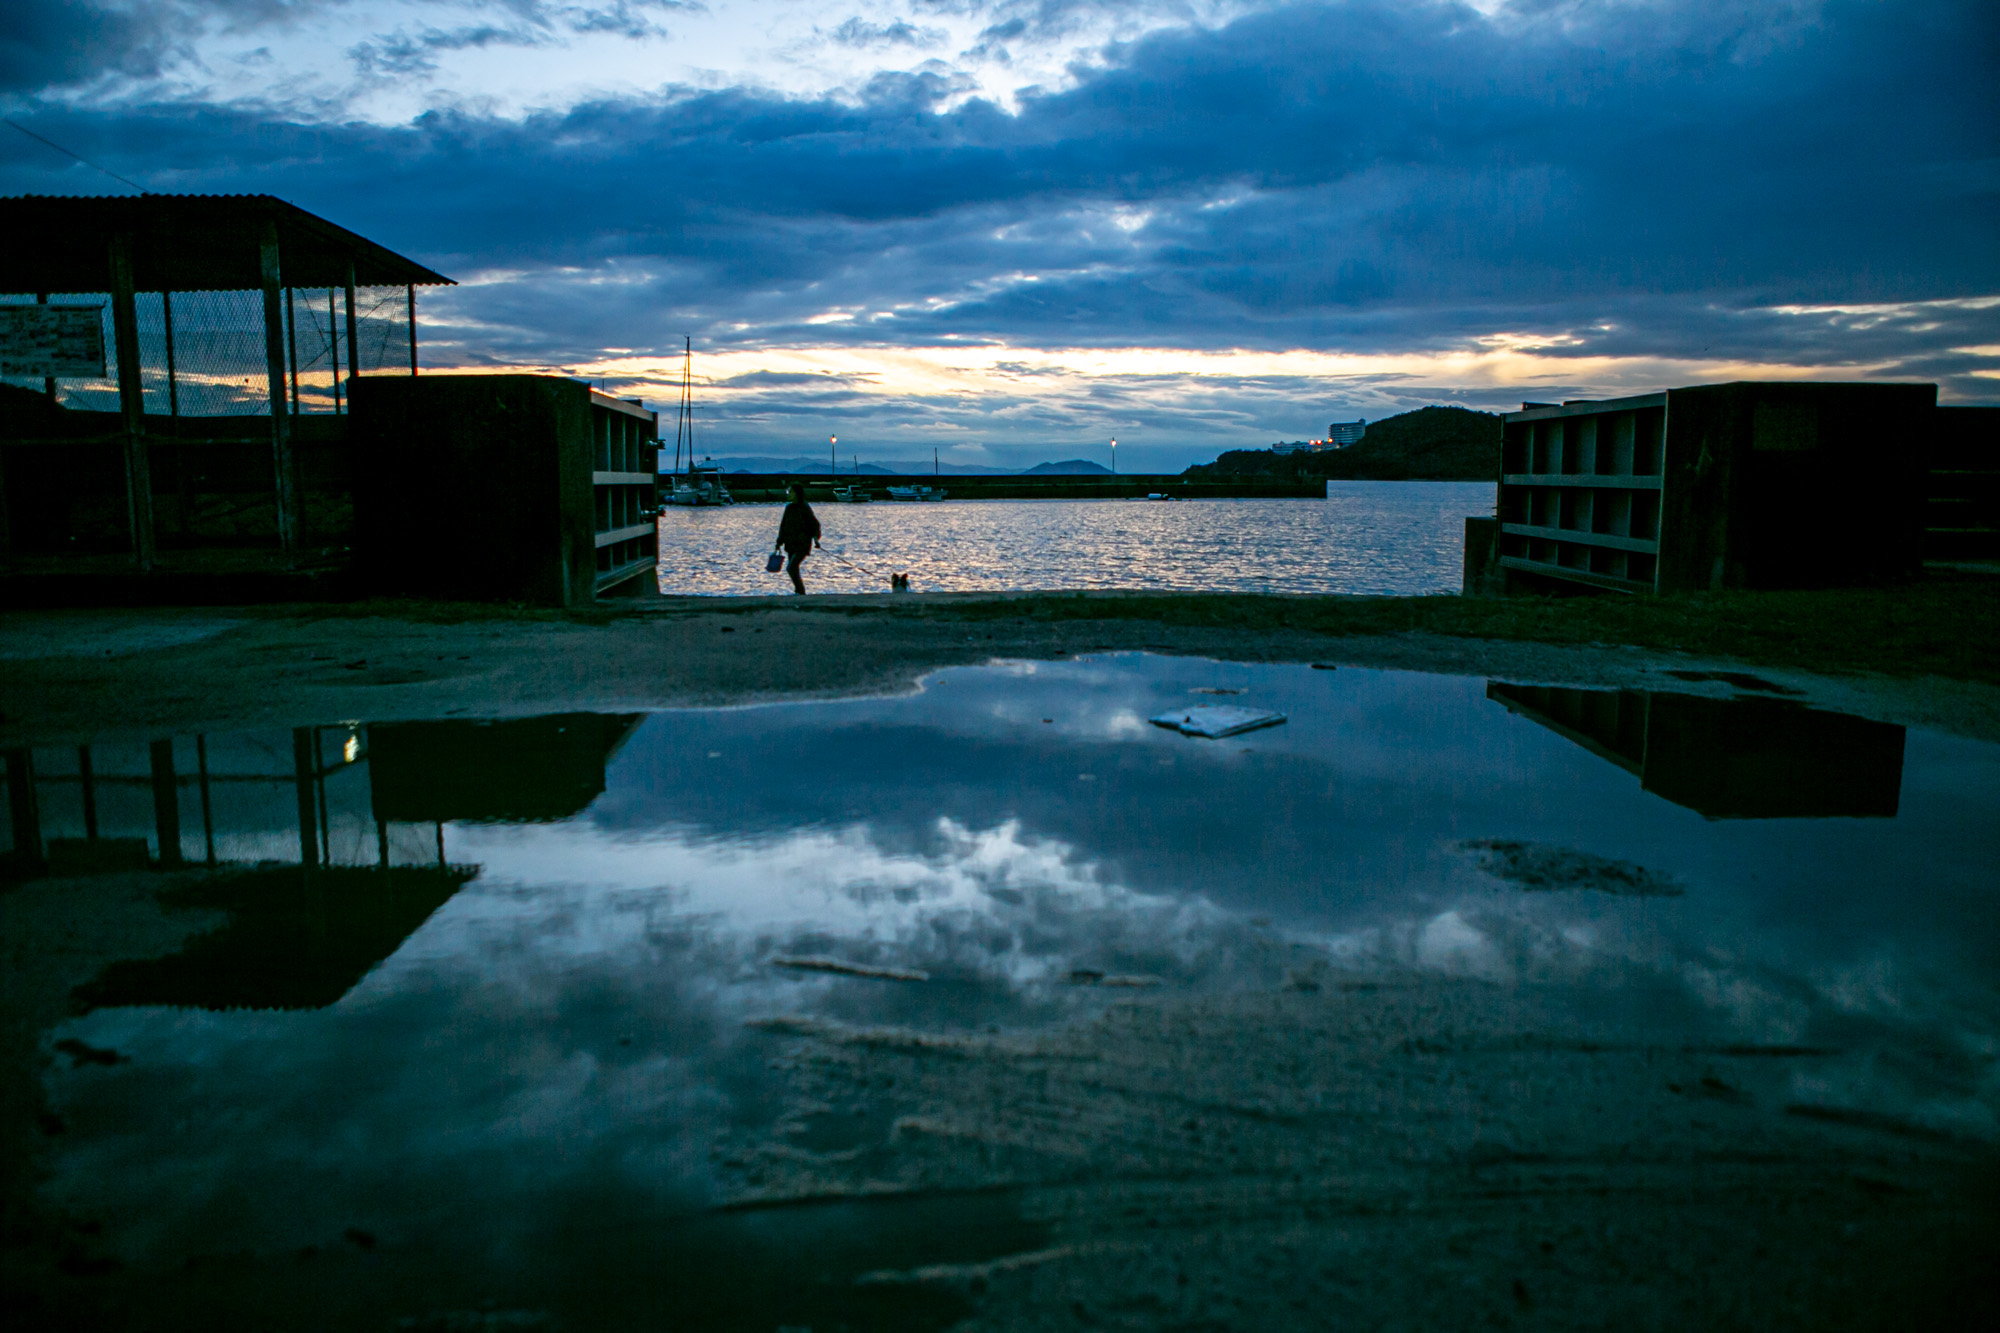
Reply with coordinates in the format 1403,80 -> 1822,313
6,656 -> 1998,1328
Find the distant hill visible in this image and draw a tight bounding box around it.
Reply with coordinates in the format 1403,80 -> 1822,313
1183,406 -> 1502,481
861,459 -> 1019,475
1022,459 -> 1113,475
711,456 -> 1016,475
707,456 -> 893,475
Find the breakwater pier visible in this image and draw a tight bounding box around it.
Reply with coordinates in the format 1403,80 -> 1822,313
717,472 -> 1322,502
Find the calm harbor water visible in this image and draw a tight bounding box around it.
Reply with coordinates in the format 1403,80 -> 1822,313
14,656 -> 1999,1327
655,481 -> 1495,596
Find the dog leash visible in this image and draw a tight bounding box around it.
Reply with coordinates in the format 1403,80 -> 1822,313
766,544 -> 905,588
821,546 -> 894,582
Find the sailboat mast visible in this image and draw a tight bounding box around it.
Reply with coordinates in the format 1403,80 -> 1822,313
675,336 -> 695,479
672,338 -> 685,474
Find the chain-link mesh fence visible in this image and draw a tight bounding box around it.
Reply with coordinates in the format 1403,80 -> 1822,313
2,288 -> 416,556
1,287 -> 412,415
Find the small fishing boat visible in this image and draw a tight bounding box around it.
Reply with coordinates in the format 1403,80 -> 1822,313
1145,492 -> 1180,501
886,485 -> 948,502
832,484 -> 873,503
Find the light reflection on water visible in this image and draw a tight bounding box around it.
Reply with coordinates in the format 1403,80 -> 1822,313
656,483 -> 1495,595
19,656 -> 2000,1326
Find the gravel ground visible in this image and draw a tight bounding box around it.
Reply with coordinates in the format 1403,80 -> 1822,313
5,597 -> 1998,747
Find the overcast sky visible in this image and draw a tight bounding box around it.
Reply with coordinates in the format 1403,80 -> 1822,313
4,0 -> 1995,469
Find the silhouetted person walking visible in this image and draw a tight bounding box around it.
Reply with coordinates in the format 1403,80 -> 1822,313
775,484 -> 822,594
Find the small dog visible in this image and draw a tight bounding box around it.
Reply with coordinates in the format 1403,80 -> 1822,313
890,573 -> 911,592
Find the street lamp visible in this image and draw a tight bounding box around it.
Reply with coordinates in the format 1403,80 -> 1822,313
830,434 -> 837,477
1111,438 -> 1117,474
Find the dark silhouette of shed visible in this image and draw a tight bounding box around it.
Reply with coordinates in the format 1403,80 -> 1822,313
1489,382 -> 1938,594
368,714 -> 645,823
71,863 -> 477,1011
0,194 -> 452,569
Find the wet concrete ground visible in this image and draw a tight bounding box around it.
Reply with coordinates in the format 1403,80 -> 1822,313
3,650 -> 1998,1329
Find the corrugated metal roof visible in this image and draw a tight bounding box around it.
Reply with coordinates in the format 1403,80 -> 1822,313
0,194 -> 455,293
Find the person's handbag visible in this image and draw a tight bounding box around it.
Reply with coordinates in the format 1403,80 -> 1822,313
766,551 -> 785,573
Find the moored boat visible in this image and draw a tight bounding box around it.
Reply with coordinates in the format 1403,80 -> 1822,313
659,339 -> 732,507
885,485 -> 948,502
662,460 -> 733,508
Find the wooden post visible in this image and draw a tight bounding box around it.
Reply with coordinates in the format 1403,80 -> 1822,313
407,284 -> 418,374
164,290 -> 188,536
260,220 -> 301,560
0,291 -> 43,552
313,728 -> 330,864
37,292 -> 54,404
328,287 -> 342,415
286,286 -> 300,416
150,739 -> 182,865
344,260 -> 360,384
196,735 -> 216,865
3,749 -> 41,870
78,745 -> 97,839
108,232 -> 156,569
162,290 -> 179,419
292,727 -> 319,867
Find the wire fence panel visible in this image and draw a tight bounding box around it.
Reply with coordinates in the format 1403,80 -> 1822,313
1,287 -> 411,417
164,289 -> 274,416
349,287 -> 412,375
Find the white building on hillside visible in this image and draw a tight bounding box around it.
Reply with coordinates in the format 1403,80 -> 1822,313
1272,419 -> 1366,454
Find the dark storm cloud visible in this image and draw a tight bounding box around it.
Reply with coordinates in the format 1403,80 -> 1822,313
0,0 -> 701,96
349,25 -> 552,78
3,0 -> 1996,431
830,17 -> 949,49
0,1 -> 188,93
343,2 -> 701,77
949,0 -> 1193,47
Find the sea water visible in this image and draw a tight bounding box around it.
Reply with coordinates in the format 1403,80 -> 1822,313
656,481 -> 1495,596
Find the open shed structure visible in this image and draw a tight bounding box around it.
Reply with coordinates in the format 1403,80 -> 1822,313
0,194 -> 452,568
1487,382 -> 1937,594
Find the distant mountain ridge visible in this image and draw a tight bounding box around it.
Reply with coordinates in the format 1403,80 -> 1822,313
1182,406 -> 1502,482
1022,459 -> 1113,475
701,455 -> 1097,475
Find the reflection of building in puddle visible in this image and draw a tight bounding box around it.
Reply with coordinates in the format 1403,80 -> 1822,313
2,714 -> 644,878
1,715 -> 642,1007
1488,683 -> 1905,818
368,714 -> 642,823
72,864 -> 479,1011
